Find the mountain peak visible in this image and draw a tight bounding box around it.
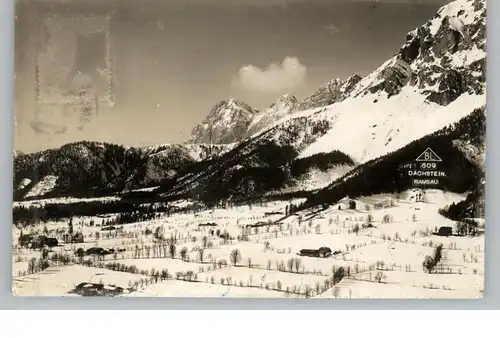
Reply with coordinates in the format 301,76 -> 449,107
353,0 -> 486,104
276,93 -> 298,105
188,98 -> 260,144
226,97 -> 244,108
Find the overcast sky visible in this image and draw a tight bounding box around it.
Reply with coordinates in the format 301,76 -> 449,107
15,0 -> 451,153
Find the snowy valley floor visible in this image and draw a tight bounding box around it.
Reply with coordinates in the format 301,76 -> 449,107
12,190 -> 484,299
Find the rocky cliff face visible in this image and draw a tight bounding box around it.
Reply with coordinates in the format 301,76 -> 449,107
188,94 -> 299,144
294,74 -> 362,112
188,98 -> 259,144
352,0 -> 486,106
188,74 -> 363,144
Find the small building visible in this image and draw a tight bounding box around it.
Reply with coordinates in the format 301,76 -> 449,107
26,235 -> 59,249
298,246 -> 332,258
44,237 -> 59,247
70,282 -> 125,297
85,247 -> 112,256
198,222 -> 218,227
219,232 -> 230,240
437,226 -> 453,237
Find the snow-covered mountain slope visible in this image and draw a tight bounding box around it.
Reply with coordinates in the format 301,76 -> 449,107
304,107 -> 485,210
297,89 -> 484,163
163,0 -> 486,206
159,110 -> 355,203
142,143 -> 235,184
187,0 -> 485,166
12,141 -> 235,200
24,175 -> 58,199
245,94 -> 298,138
265,0 -> 485,165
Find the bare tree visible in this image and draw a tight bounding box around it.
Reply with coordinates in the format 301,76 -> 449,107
198,249 -> 205,263
294,258 -> 302,273
28,257 -> 37,274
304,285 -> 312,298
180,247 -> 188,261
222,230 -> 229,244
315,282 -> 321,295
230,249 -> 241,266
374,271 -> 386,283
76,248 -> 85,263
169,242 -> 176,258
333,286 -> 341,298
353,224 -> 360,235
287,258 -> 294,272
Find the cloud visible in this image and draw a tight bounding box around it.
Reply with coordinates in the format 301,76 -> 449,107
234,57 -> 307,92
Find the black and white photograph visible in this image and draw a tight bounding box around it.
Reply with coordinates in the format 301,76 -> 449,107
12,0 -> 486,298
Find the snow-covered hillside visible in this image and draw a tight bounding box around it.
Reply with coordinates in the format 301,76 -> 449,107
142,143 -> 235,184
169,0 -> 486,205
256,0 -> 486,165
297,90 -> 484,163
245,94 -> 298,138
24,175 -> 58,199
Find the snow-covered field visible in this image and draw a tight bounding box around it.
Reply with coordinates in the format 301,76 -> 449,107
12,189 -> 484,298
12,265 -> 143,297
123,279 -> 289,298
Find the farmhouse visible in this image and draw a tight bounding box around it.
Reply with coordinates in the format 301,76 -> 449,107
198,222 -> 218,227
298,247 -> 332,258
437,226 -> 453,236
23,235 -> 59,249
85,247 -> 112,256
333,197 -> 357,210
69,282 -> 124,297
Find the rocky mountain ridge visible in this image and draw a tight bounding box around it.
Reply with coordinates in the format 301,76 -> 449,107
188,73 -> 364,144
